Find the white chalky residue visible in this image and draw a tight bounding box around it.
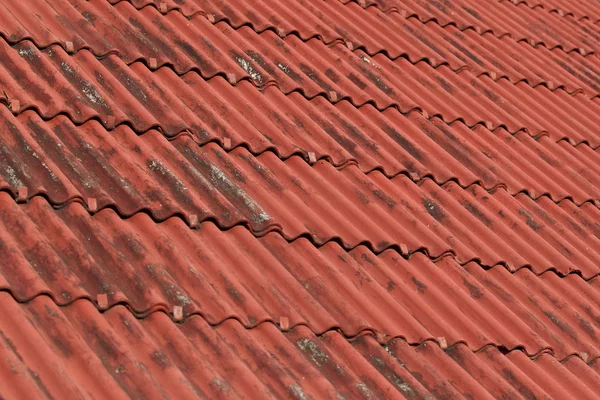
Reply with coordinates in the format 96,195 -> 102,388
288,385 -> 308,400
148,159 -> 187,193
31,152 -> 59,182
4,165 -> 24,189
296,338 -> 329,367
209,164 -> 270,223
355,383 -> 374,399
59,62 -> 107,106
18,47 -> 37,58
359,54 -> 381,70
398,383 -> 415,397
61,61 -> 74,74
123,76 -> 147,101
236,57 -> 263,83
277,62 -> 289,73
80,81 -> 105,106
212,378 -> 231,392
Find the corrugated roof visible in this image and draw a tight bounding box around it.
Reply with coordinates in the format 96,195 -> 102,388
6,0 -> 600,98
0,0 -> 599,397
2,194 -> 599,360
3,113 -> 600,276
4,34 -> 600,146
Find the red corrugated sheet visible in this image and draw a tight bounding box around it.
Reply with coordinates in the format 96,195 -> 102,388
2,194 -> 599,360
0,0 -> 599,397
0,293 -> 599,399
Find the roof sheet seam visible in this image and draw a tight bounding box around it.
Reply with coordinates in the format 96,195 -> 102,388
24,131 -> 600,208
7,28 -> 590,111
556,137 -> 600,150
349,0 -> 600,27
498,0 -> 595,22
338,1 -> 595,55
5,190 -> 600,281
476,71 -> 587,97
129,2 -> 600,89
193,14 -> 600,98
1,290 -> 596,364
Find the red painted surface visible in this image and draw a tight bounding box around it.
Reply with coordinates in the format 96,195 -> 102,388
0,0 -> 599,397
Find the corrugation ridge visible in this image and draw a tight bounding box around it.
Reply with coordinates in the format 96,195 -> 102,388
3,189 -> 599,281
0,290 -> 596,364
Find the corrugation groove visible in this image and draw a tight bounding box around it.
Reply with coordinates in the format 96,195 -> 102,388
2,193 -> 600,360
0,293 -> 598,399
0,289 -> 599,365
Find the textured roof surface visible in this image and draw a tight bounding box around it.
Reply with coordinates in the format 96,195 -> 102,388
0,0 -> 600,398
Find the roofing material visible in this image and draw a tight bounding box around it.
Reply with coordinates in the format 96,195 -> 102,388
0,0 -> 599,398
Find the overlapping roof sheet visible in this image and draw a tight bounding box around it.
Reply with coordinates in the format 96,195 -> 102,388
0,0 -> 599,398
